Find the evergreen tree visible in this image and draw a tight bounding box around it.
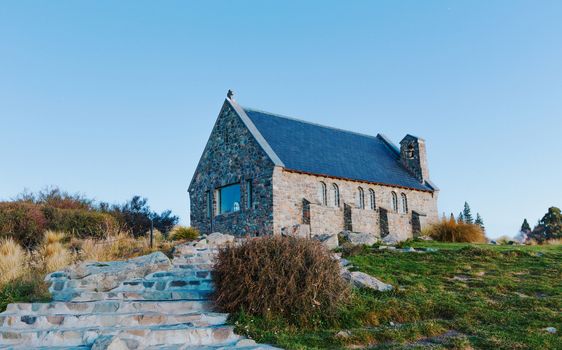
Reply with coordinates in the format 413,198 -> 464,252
449,213 -> 456,224
457,212 -> 464,223
520,218 -> 531,233
475,213 -> 485,231
531,207 -> 562,241
463,202 -> 474,224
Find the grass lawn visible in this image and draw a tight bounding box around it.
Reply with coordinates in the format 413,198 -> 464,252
231,242 -> 562,349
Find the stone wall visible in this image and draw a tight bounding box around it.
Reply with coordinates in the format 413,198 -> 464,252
272,168 -> 439,238
188,101 -> 275,236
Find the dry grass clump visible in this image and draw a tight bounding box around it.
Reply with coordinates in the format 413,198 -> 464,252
0,238 -> 29,285
213,236 -> 350,327
428,218 -> 487,243
37,231 -> 74,273
169,226 -> 199,241
77,230 -> 174,262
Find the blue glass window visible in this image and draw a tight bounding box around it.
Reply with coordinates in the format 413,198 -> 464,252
218,183 -> 241,214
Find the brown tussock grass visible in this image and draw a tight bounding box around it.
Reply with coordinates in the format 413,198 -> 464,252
0,238 -> 29,286
428,218 -> 487,243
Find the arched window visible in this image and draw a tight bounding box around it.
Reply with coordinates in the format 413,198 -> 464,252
391,191 -> 398,212
332,184 -> 340,207
357,187 -> 365,209
318,182 -> 327,206
401,193 -> 408,213
369,189 -> 376,210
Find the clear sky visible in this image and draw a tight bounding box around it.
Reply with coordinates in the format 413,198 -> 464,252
1,1 -> 561,238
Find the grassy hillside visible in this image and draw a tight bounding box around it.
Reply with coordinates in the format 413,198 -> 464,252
232,242 -> 561,349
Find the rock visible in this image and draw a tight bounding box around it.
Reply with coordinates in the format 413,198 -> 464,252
339,258 -> 350,267
313,233 -> 339,250
281,224 -> 311,238
418,235 -> 433,241
92,336 -> 130,350
342,269 -> 393,292
425,247 -> 438,253
402,247 -> 416,253
544,327 -> 557,334
341,231 -> 377,246
206,232 -> 235,246
236,339 -> 257,346
335,330 -> 351,338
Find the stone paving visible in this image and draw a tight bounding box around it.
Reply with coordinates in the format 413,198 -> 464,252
0,237 -> 279,349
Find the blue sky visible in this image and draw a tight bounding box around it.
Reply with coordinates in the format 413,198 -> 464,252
1,1 -> 561,238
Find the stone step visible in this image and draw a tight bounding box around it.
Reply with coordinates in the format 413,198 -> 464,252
112,278 -> 213,292
3,300 -> 211,316
146,270 -> 212,280
51,289 -> 213,302
173,263 -> 214,270
0,311 -> 228,329
0,324 -> 240,347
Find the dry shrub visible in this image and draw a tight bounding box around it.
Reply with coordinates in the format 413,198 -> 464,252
496,235 -> 513,245
0,238 -> 29,285
37,231 -> 74,273
77,231 -> 162,261
543,238 -> 562,245
428,218 -> 486,243
169,226 -> 199,241
213,236 -> 350,327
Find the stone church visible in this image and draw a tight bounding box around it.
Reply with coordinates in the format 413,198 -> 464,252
189,91 -> 439,241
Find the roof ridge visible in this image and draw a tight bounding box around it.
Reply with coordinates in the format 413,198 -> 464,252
243,106 -> 382,141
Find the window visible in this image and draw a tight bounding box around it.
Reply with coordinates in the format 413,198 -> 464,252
319,182 -> 327,206
407,144 -> 415,159
391,191 -> 398,212
332,184 -> 340,207
369,189 -> 376,210
206,191 -> 212,218
245,180 -> 252,209
217,183 -> 241,214
357,187 -> 365,209
401,193 -> 408,213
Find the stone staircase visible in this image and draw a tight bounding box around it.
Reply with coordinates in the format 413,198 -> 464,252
0,238 -> 279,349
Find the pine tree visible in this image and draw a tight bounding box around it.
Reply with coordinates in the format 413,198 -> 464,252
475,213 -> 485,231
457,212 -> 464,223
449,213 -> 456,224
520,219 -> 531,233
463,202 -> 474,224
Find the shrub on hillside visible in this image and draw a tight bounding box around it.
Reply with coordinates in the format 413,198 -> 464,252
428,218 -> 486,243
43,207 -> 117,239
169,226 -> 199,241
0,202 -> 47,247
213,236 -> 349,327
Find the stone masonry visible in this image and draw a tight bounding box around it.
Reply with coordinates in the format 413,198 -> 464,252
189,93 -> 439,241
0,236 -> 279,349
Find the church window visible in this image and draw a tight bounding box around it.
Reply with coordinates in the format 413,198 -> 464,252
392,191 -> 398,212
217,183 -> 241,214
319,182 -> 327,206
357,187 -> 365,209
369,189 -> 376,210
401,193 -> 408,213
332,184 -> 340,207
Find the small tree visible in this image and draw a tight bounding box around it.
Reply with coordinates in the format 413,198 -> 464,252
530,207 -> 562,242
463,202 -> 474,224
520,218 -> 531,233
475,213 -> 485,232
457,212 -> 464,223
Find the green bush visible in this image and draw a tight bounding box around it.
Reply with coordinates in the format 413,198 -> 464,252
213,236 -> 350,327
43,207 -> 117,239
169,226 -> 199,241
0,202 -> 47,248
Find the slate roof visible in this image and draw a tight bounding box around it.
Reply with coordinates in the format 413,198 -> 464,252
241,107 -> 434,192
